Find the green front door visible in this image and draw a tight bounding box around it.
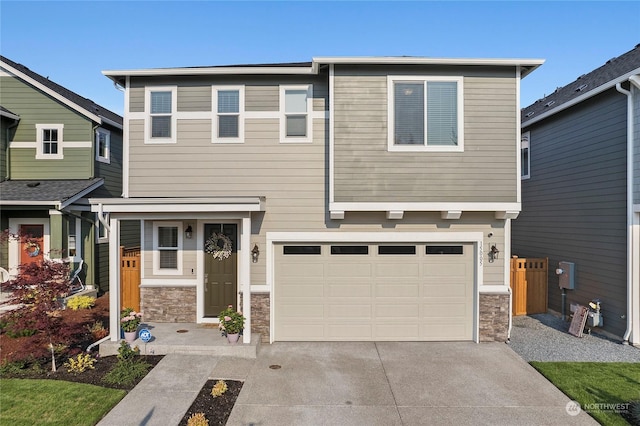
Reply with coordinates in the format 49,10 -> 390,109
204,224 -> 237,317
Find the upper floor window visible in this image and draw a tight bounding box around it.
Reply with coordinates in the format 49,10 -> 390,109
146,86 -> 177,143
280,85 -> 313,143
212,86 -> 244,143
153,221 -> 183,275
387,76 -> 464,152
521,131 -> 530,180
36,124 -> 64,159
96,128 -> 110,163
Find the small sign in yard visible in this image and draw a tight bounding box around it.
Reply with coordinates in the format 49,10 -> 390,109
139,328 -> 152,343
568,305 -> 589,337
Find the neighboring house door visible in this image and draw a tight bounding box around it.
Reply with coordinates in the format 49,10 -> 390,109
203,224 -> 237,317
19,224 -> 44,267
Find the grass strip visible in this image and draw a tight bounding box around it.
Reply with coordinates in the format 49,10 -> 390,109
0,379 -> 126,426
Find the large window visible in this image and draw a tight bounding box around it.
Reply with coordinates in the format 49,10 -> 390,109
213,86 -> 244,143
388,76 -> 463,152
153,222 -> 182,274
36,124 -> 64,159
521,131 -> 530,179
96,128 -> 110,163
280,85 -> 312,143
146,86 -> 177,143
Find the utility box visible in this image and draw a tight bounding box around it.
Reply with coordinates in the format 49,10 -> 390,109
558,261 -> 575,289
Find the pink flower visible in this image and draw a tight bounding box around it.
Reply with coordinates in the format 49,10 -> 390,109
224,316 -> 232,322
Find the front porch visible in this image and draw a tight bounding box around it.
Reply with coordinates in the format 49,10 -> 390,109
99,322 -> 260,358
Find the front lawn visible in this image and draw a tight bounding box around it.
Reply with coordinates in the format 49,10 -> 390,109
530,362 -> 640,426
0,379 -> 126,426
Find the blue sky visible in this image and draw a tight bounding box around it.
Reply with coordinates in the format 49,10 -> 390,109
1,1 -> 639,116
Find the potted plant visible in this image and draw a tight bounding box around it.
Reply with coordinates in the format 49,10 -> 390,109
218,305 -> 245,344
120,307 -> 142,344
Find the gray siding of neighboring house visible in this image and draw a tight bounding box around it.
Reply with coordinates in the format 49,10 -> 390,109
512,89 -> 628,337
95,220 -> 140,293
93,125 -> 124,198
0,75 -> 93,179
333,65 -> 518,203
0,116 -> 11,182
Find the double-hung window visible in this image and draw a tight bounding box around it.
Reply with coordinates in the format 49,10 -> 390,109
388,76 -> 463,152
146,86 -> 177,143
36,124 -> 64,159
213,86 -> 244,143
521,131 -> 530,179
153,222 -> 182,275
96,128 -> 110,163
280,85 -> 313,143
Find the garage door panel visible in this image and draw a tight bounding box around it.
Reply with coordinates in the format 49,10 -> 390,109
274,242 -> 475,341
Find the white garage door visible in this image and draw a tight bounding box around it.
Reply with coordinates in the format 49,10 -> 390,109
274,242 -> 475,341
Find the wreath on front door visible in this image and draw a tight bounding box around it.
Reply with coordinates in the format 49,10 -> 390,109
204,232 -> 233,261
24,241 -> 41,257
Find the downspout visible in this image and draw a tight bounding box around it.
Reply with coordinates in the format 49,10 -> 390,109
86,335 -> 110,353
96,203 -> 111,233
616,80 -> 635,344
5,118 -> 19,180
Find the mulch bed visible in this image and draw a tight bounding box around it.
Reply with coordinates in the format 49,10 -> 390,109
178,379 -> 243,425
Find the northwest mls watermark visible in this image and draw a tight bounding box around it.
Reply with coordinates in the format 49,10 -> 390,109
566,400 -> 631,416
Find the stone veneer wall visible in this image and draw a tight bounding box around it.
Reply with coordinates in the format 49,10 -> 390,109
140,287 -> 197,322
240,292 -> 270,343
479,293 -> 509,342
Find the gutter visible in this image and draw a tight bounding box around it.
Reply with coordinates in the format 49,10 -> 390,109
616,78 -> 637,344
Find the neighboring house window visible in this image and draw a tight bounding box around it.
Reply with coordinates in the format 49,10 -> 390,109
67,215 -> 82,260
153,222 -> 182,275
212,86 -> 244,143
280,85 -> 313,143
387,76 -> 464,152
521,131 -> 530,179
146,86 -> 177,143
96,128 -> 110,163
96,213 -> 109,244
35,124 -> 64,159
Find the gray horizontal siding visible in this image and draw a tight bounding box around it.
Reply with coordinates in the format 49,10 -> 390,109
332,68 -> 518,203
512,89 -> 628,337
93,126 -> 124,198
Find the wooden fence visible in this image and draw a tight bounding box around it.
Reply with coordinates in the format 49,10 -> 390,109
120,246 -> 140,311
510,256 -> 548,316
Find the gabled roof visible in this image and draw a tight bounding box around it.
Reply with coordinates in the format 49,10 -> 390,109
0,178 -> 104,210
103,56 -> 544,86
0,55 -> 122,128
522,44 -> 640,126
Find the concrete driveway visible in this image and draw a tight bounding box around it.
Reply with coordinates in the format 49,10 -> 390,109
226,341 -> 597,425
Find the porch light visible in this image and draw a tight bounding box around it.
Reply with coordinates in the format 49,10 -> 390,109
251,244 -> 260,263
185,225 -> 193,239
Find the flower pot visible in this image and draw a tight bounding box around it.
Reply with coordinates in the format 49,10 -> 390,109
124,331 -> 137,344
226,333 -> 240,344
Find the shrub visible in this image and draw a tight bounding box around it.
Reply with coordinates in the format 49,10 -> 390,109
66,295 -> 96,310
116,341 -> 139,362
0,358 -> 45,377
87,321 -> 109,340
63,353 -> 97,374
187,412 -> 209,426
102,358 -> 151,386
211,379 -> 228,397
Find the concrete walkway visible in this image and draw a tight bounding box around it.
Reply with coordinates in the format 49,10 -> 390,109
98,342 -> 597,425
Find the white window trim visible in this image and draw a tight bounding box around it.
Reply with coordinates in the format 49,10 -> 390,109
212,85 -> 245,144
280,84 -> 313,144
152,221 -> 183,275
387,76 -> 464,153
67,215 -> 82,263
96,127 -> 111,164
35,124 -> 64,159
521,131 -> 530,180
145,86 -> 177,144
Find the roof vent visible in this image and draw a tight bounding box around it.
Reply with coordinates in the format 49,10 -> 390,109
544,101 -> 555,108
576,84 -> 588,92
525,111 -> 535,118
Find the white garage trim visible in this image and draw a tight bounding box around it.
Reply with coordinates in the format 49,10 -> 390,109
267,231 -> 483,343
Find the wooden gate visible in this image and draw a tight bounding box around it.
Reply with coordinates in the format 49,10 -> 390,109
510,256 -> 548,316
120,246 -> 140,311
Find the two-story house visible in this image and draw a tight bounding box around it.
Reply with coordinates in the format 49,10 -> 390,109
0,55 -> 125,293
513,45 -> 640,345
92,56 -> 543,344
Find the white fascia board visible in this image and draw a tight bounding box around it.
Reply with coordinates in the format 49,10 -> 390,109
330,202 -> 521,213
314,57 -> 544,76
523,68 -> 640,128
0,110 -> 20,121
59,179 -> 104,210
1,61 -> 103,124
102,65 -> 317,81
98,115 -> 123,130
0,200 -> 58,206
89,197 -> 264,213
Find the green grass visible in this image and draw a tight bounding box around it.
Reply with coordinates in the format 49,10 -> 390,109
0,379 -> 126,426
530,362 -> 640,426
